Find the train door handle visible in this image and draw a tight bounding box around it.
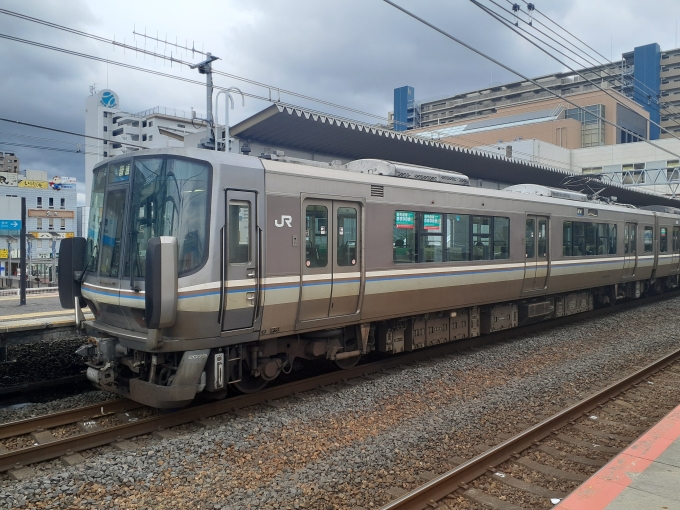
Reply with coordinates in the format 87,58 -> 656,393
246,268 -> 256,278
246,292 -> 256,304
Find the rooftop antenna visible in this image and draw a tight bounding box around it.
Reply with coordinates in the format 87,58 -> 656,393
89,83 -> 98,95
132,29 -> 206,58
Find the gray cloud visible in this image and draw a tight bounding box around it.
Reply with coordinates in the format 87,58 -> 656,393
0,0 -> 678,204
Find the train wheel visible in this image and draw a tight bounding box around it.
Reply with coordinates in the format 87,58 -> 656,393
232,360 -> 268,394
334,337 -> 361,370
335,354 -> 361,370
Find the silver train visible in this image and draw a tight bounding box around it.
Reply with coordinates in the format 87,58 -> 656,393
58,147 -> 680,407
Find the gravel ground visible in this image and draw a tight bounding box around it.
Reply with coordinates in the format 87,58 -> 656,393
0,337 -> 87,389
1,297 -> 679,510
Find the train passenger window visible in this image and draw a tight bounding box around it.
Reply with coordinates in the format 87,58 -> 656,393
394,211 -> 416,263
660,227 -> 668,253
472,216 -> 492,260
629,225 -> 636,254
674,227 -> 680,252
609,224 -> 617,254
525,219 -> 535,258
419,213 -> 443,263
624,225 -> 630,255
573,222 -> 585,257
306,206 -> 328,268
585,223 -> 597,256
537,219 -> 547,257
228,201 -> 250,264
597,224 -> 609,255
644,227 -> 654,253
494,217 -> 510,259
337,207 -> 357,266
563,222 -> 572,256
446,214 -> 470,261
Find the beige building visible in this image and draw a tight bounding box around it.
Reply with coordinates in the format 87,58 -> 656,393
410,89 -> 649,151
0,152 -> 19,173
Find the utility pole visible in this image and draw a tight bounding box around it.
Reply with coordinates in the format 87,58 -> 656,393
190,52 -> 220,150
19,198 -> 26,305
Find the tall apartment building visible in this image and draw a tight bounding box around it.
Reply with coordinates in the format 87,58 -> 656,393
393,43 -> 680,142
84,88 -> 207,203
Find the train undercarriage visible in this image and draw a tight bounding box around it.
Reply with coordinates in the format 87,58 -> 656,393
78,276 -> 679,408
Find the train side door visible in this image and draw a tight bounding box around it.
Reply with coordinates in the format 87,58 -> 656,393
299,200 -> 333,321
221,190 -> 258,331
622,223 -> 637,279
329,202 -> 361,317
522,215 -> 548,291
673,226 -> 680,271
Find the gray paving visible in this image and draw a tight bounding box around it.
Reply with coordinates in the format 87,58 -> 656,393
0,295 -> 67,318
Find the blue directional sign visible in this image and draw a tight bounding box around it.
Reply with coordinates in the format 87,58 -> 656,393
0,220 -> 21,230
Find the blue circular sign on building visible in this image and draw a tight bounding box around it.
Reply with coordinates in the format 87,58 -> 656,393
100,91 -> 117,108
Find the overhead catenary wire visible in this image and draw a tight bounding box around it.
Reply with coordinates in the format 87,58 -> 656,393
0,140 -> 100,156
500,0 -> 680,123
514,0 -> 677,116
472,0 -> 680,145
380,0 -> 680,164
0,8 -> 409,130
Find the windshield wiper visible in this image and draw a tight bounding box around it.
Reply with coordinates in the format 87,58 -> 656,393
78,244 -> 98,284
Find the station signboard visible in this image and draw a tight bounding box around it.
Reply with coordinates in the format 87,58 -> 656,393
0,172 -> 18,187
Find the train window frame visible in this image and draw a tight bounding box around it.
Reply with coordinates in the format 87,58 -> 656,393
660,227 -> 669,253
563,221 -> 617,257
305,205 -> 329,268
644,226 -> 654,253
125,155 -> 213,279
394,210 -> 510,264
336,207 -> 358,267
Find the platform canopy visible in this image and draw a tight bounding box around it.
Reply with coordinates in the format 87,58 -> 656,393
231,104 -> 680,208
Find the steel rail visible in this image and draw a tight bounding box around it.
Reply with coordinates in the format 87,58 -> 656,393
0,399 -> 142,440
379,347 -> 680,510
0,291 -> 677,472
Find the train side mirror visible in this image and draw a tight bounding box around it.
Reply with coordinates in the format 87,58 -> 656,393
144,237 -> 178,342
58,237 -> 87,309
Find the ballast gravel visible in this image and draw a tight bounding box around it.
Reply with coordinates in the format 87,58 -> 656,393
2,297 -> 680,510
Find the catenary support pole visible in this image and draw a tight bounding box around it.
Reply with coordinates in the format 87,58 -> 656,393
19,197 -> 26,306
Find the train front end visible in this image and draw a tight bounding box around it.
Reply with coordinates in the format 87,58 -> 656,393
58,148 -> 261,407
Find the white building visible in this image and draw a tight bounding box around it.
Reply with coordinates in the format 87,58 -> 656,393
473,137 -> 680,198
84,88 -> 207,203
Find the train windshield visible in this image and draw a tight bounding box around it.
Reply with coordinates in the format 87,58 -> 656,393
127,157 -> 211,277
86,156 -> 211,279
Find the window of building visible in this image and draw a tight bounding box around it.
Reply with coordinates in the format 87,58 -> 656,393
60,198 -> 65,209
177,124 -> 185,128
37,218 -> 43,230
103,112 -> 108,118
48,218 -> 54,230
644,226 -> 654,253
103,126 -> 107,132
148,135 -> 153,141
148,121 -> 153,127
104,140 -> 108,145
60,219 -> 65,231
103,151 -> 108,157
37,240 -> 43,249
48,197 -> 53,208
142,120 -> 147,128
37,197 -> 42,208
660,227 -> 668,252
142,134 -> 147,142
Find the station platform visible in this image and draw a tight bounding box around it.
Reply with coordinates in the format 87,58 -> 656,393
0,295 -> 92,347
556,403 -> 680,509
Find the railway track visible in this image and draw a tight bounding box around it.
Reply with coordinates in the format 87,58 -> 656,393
1,291 -> 677,478
379,342 -> 680,509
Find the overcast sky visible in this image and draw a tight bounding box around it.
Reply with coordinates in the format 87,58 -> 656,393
0,0 -> 678,204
